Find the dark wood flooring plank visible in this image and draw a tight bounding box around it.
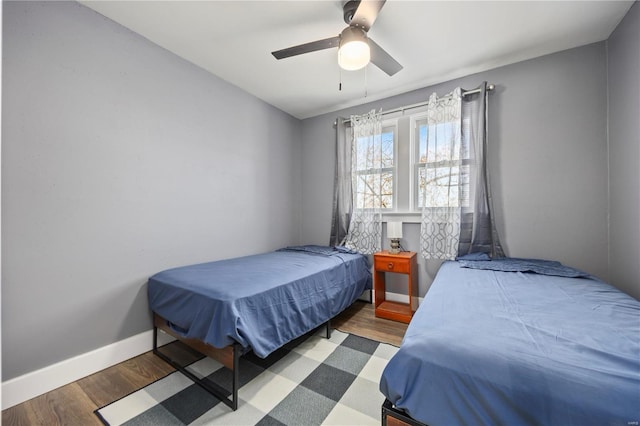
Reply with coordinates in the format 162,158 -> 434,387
77,351 -> 176,408
333,301 -> 408,346
3,382 -> 102,426
2,401 -> 34,426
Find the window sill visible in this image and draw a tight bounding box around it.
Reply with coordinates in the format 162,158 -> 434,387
382,212 -> 421,223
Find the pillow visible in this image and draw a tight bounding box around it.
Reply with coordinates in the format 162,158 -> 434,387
456,252 -> 491,261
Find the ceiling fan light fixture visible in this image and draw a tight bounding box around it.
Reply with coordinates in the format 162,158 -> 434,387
271,1 -> 402,76
338,27 -> 370,71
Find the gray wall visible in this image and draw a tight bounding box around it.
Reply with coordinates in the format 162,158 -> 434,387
2,1 -> 302,380
607,1 -> 640,300
3,0 -> 636,384
301,42 -> 610,296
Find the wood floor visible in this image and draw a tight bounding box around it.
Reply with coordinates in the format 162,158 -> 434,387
2,301 -> 407,425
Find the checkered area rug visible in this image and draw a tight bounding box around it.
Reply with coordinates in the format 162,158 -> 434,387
96,329 -> 398,425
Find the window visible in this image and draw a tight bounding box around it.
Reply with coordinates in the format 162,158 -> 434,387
413,116 -> 469,210
346,111 -> 470,218
350,124 -> 396,209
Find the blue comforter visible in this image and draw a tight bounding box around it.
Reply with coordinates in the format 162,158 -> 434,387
148,246 -> 371,357
380,260 -> 640,425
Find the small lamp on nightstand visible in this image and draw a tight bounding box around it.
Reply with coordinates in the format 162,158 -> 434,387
387,221 -> 403,254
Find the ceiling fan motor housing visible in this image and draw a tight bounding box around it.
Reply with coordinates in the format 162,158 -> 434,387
340,26 -> 368,46
343,0 -> 361,25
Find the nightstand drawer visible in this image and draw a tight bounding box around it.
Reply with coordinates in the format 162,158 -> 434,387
374,257 -> 410,274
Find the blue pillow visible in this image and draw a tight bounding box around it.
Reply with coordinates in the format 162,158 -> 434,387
456,252 -> 491,261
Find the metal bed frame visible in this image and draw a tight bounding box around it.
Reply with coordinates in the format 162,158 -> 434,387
153,313 -> 333,411
152,289 -> 372,411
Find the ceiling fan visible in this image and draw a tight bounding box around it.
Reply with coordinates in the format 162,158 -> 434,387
271,0 -> 402,76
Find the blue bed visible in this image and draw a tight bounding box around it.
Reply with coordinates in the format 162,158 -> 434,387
149,245 -> 371,356
380,259 -> 640,426
148,245 -> 371,409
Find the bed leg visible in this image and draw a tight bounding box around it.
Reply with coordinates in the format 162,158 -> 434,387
326,319 -> 332,339
153,326 -> 158,352
152,325 -> 240,411
231,343 -> 241,411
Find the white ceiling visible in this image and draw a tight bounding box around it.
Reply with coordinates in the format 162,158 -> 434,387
80,0 -> 633,119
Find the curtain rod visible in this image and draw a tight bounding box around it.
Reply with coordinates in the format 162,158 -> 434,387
339,84 -> 495,125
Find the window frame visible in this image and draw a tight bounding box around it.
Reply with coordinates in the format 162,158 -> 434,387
409,114 -> 426,212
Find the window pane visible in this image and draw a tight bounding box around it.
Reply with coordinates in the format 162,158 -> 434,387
418,165 -> 425,208
352,127 -> 395,210
355,137 -> 372,171
425,166 -> 459,207
380,171 -> 393,208
418,123 -> 428,163
355,171 -> 393,209
418,165 -> 470,208
380,131 -> 394,168
424,122 -> 460,163
355,130 -> 394,171
415,117 -> 468,211
418,121 -> 464,164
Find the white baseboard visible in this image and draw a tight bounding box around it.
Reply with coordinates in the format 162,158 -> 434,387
1,329 -> 174,410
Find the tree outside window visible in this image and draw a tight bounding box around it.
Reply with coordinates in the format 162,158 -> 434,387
352,128 -> 395,209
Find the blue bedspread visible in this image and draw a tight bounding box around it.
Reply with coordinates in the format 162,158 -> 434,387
380,261 -> 640,425
148,246 -> 371,357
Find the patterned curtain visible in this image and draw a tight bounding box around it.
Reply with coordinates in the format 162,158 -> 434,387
344,110 -> 383,254
419,88 -> 463,259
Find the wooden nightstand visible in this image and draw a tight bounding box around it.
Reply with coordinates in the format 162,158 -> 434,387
373,251 -> 418,324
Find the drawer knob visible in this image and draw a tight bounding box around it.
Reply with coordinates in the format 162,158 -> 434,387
388,262 -> 394,269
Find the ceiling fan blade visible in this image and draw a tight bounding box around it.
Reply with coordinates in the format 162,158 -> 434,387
350,0 -> 386,32
368,38 -> 402,76
272,36 -> 340,60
